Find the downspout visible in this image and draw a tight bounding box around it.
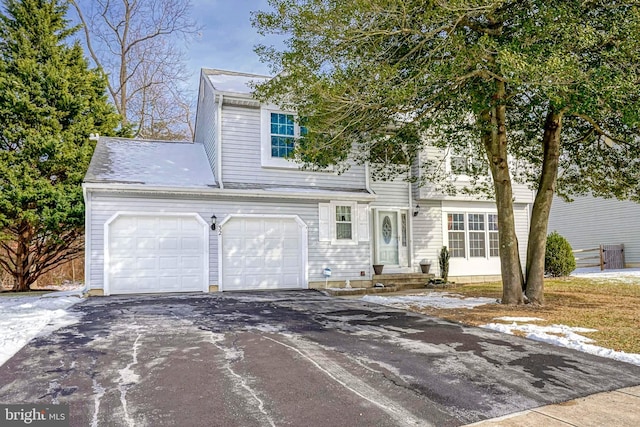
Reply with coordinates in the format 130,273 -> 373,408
408,175 -> 415,270
365,161 -> 375,278
364,161 -> 373,194
217,94 -> 224,189
82,185 -> 91,295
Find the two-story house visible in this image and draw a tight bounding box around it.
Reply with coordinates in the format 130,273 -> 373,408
82,68 -> 533,295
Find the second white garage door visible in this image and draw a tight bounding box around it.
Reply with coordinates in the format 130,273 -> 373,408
221,216 -> 306,291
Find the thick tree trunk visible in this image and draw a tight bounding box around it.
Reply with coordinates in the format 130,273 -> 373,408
525,110 -> 563,304
13,222 -> 33,292
481,82 -> 524,305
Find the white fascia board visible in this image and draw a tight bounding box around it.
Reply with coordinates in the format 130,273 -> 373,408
82,182 -> 377,202
218,92 -> 260,106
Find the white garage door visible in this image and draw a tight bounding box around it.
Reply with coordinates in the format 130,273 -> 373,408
107,214 -> 207,295
222,217 -> 306,291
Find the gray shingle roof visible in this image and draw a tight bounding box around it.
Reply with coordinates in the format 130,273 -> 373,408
85,137 -> 217,188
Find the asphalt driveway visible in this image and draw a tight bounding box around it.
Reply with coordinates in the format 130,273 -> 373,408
1,291 -> 639,426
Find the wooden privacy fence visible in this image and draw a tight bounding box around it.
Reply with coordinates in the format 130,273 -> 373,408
573,244 -> 625,270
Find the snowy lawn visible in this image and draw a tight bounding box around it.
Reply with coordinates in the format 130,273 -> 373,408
571,267 -> 640,284
361,272 -> 640,367
0,290 -> 83,367
482,319 -> 640,366
362,293 -> 496,310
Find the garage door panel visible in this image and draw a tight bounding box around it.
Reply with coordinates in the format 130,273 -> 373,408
111,237 -> 136,250
283,238 -> 300,250
180,256 -> 202,269
158,237 -> 178,250
135,237 -> 157,250
222,217 -> 305,291
107,214 -> 206,295
180,237 -> 201,250
158,256 -> 179,268
180,276 -> 201,288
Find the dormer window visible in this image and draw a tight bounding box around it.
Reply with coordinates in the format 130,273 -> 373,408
261,107 -> 306,168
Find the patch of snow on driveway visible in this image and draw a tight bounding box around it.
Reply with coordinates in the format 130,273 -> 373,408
0,293 -> 82,367
362,292 -> 496,310
482,320 -> 640,366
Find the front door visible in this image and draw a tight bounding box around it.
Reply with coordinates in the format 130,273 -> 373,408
375,210 -> 408,267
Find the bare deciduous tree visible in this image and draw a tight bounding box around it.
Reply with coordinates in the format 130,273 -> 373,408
71,0 -> 199,140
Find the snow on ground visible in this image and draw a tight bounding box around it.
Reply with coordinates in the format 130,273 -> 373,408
482,320 -> 640,367
0,291 -> 83,367
362,292 -> 497,310
362,291 -> 640,366
571,267 -> 640,284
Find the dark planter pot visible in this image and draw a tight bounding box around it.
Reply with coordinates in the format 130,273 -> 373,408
373,264 -> 384,275
420,263 -> 431,274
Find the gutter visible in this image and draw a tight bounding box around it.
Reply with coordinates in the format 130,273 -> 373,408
81,182 -> 377,202
408,174 -> 415,269
364,162 -> 374,194
217,93 -> 224,189
81,186 -> 91,295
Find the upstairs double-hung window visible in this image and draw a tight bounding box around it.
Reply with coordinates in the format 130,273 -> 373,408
261,108 -> 307,168
270,113 -> 296,159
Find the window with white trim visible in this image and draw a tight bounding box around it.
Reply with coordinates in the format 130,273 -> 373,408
450,155 -> 468,175
468,213 -> 486,257
447,212 -> 499,259
335,205 -> 353,240
448,150 -> 487,176
270,113 -> 295,158
261,108 -> 306,168
488,214 -> 499,256
447,213 -> 466,257
318,201 -> 369,245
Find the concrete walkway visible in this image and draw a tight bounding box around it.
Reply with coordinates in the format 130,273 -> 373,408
468,385 -> 640,426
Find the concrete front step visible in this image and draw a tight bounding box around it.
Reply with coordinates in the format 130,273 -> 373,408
324,273 -> 436,297
373,273 -> 435,289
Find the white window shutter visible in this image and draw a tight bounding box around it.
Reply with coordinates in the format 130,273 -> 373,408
318,203 -> 331,242
358,204 -> 370,242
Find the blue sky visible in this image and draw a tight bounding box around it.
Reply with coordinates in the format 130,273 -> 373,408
186,0 -> 280,89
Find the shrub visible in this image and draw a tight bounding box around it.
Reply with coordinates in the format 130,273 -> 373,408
545,231 -> 576,277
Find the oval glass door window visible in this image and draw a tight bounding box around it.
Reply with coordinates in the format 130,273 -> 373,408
382,216 -> 392,244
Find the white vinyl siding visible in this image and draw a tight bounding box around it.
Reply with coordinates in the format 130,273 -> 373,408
414,145 -> 534,204
194,79 -> 217,176
220,104 -> 367,190
549,195 -> 639,267
370,174 -> 410,207
86,192 -> 372,290
411,200 -> 443,276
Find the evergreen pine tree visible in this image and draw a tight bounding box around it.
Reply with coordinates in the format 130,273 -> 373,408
0,0 -> 120,291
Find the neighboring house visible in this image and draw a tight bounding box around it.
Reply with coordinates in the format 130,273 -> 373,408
548,195 -> 639,268
83,68 -> 534,295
